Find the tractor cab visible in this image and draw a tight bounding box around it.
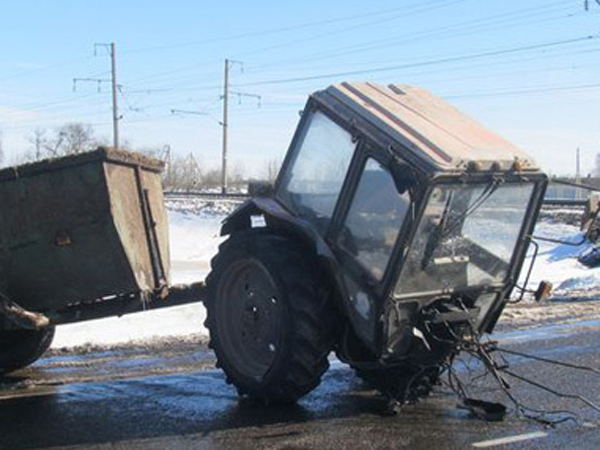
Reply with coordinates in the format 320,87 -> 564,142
273,83 -> 546,356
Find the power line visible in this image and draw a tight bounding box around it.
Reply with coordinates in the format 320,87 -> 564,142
444,81 -> 600,100
120,31 -> 595,99
1,92 -> 101,117
122,0 -> 454,56
246,0 -> 573,73
4,77 -> 597,132
115,48 -> 596,116
121,0 -> 469,88
6,34 -> 593,129
232,35 -> 598,88
229,0 -> 471,61
0,55 -> 95,83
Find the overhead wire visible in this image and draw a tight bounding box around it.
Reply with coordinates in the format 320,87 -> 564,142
123,0 -> 468,88
0,55 -> 95,83
230,35 -> 598,88
123,0 -> 570,92
6,1 -> 575,121
246,0 -> 575,73
228,0 -> 471,61
3,1 -> 598,146
122,0 -> 455,56
110,35 -> 598,105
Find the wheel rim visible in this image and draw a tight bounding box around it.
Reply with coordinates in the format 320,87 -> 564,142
215,258 -> 284,381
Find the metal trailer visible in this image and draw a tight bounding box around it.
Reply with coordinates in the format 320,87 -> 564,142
0,148 -> 204,336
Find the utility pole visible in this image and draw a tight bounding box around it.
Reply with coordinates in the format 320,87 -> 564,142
220,59 -> 261,194
221,59 -> 230,195
76,43 -> 120,149
110,43 -> 119,149
86,42 -> 120,149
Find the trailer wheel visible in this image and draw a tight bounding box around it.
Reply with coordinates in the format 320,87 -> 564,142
205,230 -> 334,402
0,326 -> 55,375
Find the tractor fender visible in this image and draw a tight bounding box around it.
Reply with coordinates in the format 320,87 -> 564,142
221,197 -> 349,314
222,197 -> 334,259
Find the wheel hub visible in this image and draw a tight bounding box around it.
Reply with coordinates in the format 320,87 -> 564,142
216,258 -> 283,379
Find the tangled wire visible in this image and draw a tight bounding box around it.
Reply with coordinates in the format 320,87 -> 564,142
432,313 -> 600,426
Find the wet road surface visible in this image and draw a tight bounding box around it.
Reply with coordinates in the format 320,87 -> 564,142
1,321 -> 600,449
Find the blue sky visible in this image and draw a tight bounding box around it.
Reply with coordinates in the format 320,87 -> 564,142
1,0 -> 599,177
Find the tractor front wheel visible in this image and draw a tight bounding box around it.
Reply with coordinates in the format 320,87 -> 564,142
205,230 -> 334,402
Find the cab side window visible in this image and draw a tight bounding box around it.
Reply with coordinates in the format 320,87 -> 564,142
338,159 -> 411,281
279,111 -> 356,234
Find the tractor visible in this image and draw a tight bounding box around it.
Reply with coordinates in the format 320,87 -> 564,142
204,82 -> 547,403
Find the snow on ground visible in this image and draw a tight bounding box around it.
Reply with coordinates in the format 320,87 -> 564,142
500,219 -> 600,328
518,221 -> 600,297
51,202 -> 600,349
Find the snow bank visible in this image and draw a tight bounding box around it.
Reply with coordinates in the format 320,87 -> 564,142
495,219 -> 600,328
518,221 -> 600,299
165,198 -> 241,218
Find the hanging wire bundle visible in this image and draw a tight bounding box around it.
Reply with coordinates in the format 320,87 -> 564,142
433,313 -> 600,426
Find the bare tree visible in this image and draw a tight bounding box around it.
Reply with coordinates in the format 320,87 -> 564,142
57,123 -> 96,155
28,123 -> 98,160
265,158 -> 282,183
200,169 -> 222,188
167,153 -> 203,191
29,128 -> 47,160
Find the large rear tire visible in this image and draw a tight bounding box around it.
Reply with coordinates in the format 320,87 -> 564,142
205,230 -> 334,402
0,327 -> 55,375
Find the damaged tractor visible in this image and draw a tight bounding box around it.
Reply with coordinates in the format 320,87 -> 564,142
204,82 -> 547,404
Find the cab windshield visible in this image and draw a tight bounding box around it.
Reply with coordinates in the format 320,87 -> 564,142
395,181 -> 534,297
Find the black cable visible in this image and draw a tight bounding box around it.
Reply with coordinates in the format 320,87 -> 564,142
496,347 -> 600,375
502,368 -> 600,414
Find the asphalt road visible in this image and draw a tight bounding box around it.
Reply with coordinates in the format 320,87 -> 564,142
1,319 -> 600,450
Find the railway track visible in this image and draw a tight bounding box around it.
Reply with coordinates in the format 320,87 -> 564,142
163,191 -> 249,202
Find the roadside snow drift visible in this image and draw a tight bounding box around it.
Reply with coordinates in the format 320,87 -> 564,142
519,221 -> 600,298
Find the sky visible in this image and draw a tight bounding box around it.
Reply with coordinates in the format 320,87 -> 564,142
1,0 -> 600,178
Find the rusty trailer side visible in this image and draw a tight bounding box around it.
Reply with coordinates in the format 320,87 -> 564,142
0,148 -> 203,329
